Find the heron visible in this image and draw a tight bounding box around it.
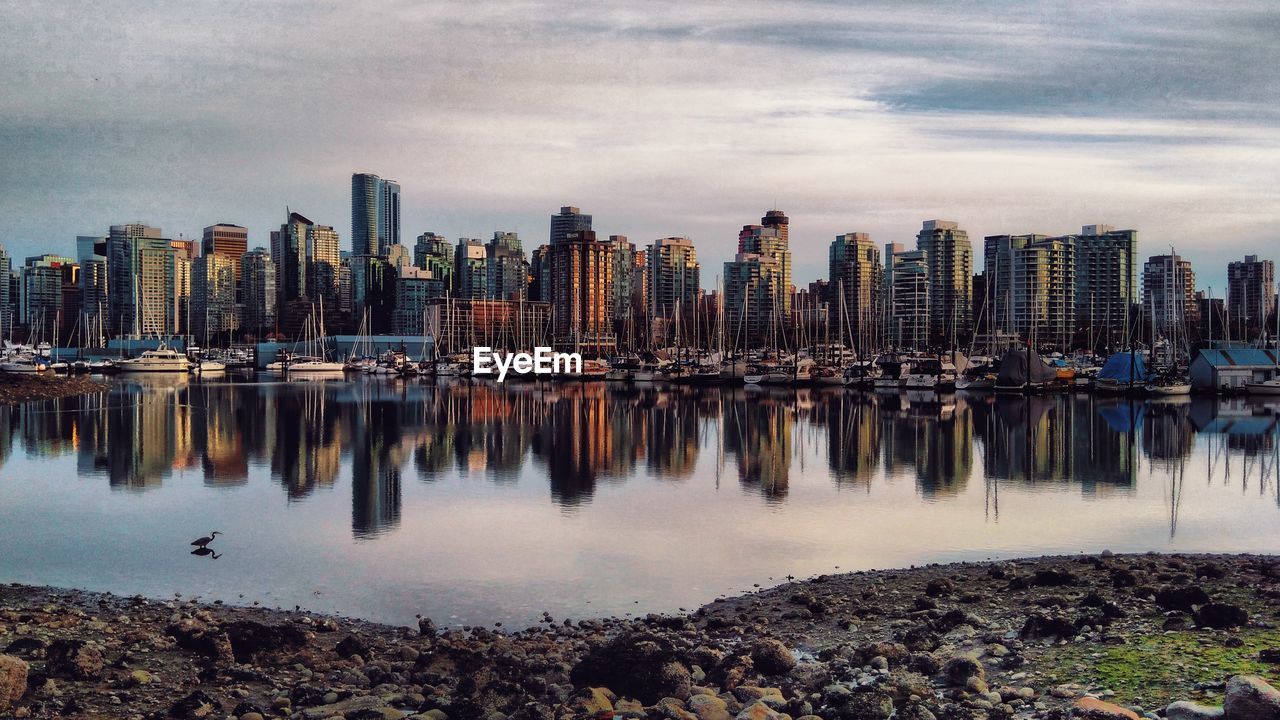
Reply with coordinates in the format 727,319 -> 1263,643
190,531 -> 221,549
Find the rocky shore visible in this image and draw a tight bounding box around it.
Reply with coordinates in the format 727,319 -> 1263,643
0,374 -> 108,405
2,553 -> 1280,719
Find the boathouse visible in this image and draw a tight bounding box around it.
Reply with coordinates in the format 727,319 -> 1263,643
1189,348 -> 1280,392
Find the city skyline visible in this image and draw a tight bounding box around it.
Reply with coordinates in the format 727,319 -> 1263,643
2,2 -> 1277,291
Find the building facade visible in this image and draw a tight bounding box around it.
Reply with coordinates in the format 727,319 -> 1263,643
1074,225 -> 1138,351
454,239 -> 487,300
1227,254 -> 1276,337
1143,253 -> 1199,349
351,173 -> 401,257
549,206 -> 592,246
828,232 -> 881,351
106,223 -> 179,337
548,229 -> 614,352
270,211 -> 340,306
486,231 -> 528,301
240,247 -> 277,337
887,246 -> 929,349
984,234 -> 1076,351
915,220 -> 972,346
191,252 -> 239,343
646,236 -> 700,320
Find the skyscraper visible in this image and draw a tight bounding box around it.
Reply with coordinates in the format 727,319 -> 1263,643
984,234 -> 1075,350
610,236 -> 643,325
886,246 -> 929,349
106,223 -> 179,337
915,220 -> 972,346
191,252 -> 239,343
1227,254 -> 1276,337
549,206 -> 592,246
724,214 -> 793,348
1143,253 -> 1198,348
0,243 -> 12,338
76,236 -> 108,345
548,229 -> 614,351
270,211 -> 340,306
351,173 -> 401,257
20,254 -> 75,331
240,247 -> 277,337
414,232 -> 454,291
454,239 -> 487,299
828,232 -> 882,350
202,224 -> 249,282
1074,225 -> 1138,351
486,231 -> 528,301
646,237 -> 700,320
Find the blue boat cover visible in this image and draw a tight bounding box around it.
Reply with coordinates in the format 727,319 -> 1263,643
1098,352 -> 1152,384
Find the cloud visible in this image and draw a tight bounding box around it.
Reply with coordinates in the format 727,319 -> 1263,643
0,0 -> 1276,289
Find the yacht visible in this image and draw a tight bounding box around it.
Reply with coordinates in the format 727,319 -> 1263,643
1245,379 -> 1280,396
873,353 -> 908,389
116,346 -> 192,373
0,356 -> 50,374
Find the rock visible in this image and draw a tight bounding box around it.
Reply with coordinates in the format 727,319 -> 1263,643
926,579 -> 955,598
165,618 -> 234,662
1154,585 -> 1211,612
1260,649 -> 1280,664
1034,568 -> 1077,586
1021,613 -> 1078,640
169,689 -> 222,719
570,631 -> 692,704
224,620 -> 309,663
337,634 -> 370,659
299,695 -> 385,719
830,690 -> 894,720
941,655 -> 985,686
1224,675 -> 1280,720
688,693 -> 733,720
1165,700 -> 1224,720
417,616 -> 437,637
127,669 -> 153,686
45,639 -> 103,680
736,701 -> 785,719
1073,697 -> 1140,720
1195,603 -> 1249,629
0,654 -> 29,712
3,637 -> 45,658
749,639 -> 796,675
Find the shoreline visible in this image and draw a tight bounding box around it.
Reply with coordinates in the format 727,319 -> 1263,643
0,374 -> 109,406
2,553 -> 1279,718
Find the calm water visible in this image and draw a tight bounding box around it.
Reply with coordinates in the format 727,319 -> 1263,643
1,376 -> 1278,628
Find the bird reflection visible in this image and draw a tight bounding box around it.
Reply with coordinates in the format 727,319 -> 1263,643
190,547 -> 221,560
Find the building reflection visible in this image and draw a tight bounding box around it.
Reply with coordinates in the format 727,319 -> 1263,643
5,380 -> 1280,536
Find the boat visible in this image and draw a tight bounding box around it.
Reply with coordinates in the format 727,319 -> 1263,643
1147,379 -> 1191,396
190,359 -> 227,375
842,360 -> 880,388
810,363 -> 844,386
116,345 -> 192,373
1095,352 -> 1152,394
994,347 -> 1056,393
1245,379 -> 1280,395
872,353 -> 908,389
904,357 -> 957,391
0,357 -> 50,374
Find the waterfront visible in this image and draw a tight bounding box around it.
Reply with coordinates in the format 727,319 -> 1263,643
1,376 -> 1278,629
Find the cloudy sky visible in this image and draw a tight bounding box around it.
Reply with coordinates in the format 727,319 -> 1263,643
1,0 -> 1277,290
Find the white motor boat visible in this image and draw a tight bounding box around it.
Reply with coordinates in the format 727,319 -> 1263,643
191,360 -> 227,375
1245,379 -> 1280,395
0,357 -> 50,374
116,346 -> 192,373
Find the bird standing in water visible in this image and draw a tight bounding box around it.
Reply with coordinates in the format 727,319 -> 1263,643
190,531 -> 221,549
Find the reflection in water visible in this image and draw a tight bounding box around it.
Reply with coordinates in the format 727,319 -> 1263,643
3,379 -> 1280,627
1,380 -> 1277,536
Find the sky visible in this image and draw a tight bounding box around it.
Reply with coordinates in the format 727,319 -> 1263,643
1,0 -> 1277,292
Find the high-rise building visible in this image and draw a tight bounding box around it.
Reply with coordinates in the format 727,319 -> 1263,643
984,234 -> 1076,350
738,210 -> 793,314
191,252 -> 239,343
240,247 -> 277,337
548,229 -> 614,351
1143,253 -> 1198,347
915,220 -> 972,346
392,267 -> 447,335
828,232 -> 882,350
1074,225 -> 1138,351
724,251 -> 785,348
202,224 -> 248,284
351,173 -> 401,257
107,223 -> 180,337
609,236 -> 643,324
0,243 -> 13,338
386,243 -> 412,271
486,231 -> 528,301
20,254 -> 76,331
1227,254 -> 1276,336
549,206 -> 592,246
646,237 -> 700,320
454,239 -> 487,300
76,236 -> 108,344
270,211 -> 340,305
413,232 -> 454,291
886,246 -> 929,349
529,245 -> 550,302
350,256 -> 396,333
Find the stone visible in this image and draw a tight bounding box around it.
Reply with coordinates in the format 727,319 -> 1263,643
1073,697 -> 1140,720
942,656 -> 985,686
1165,700 -> 1224,720
831,690 -> 894,720
45,639 -> 103,680
688,693 -> 733,720
1154,585 -> 1211,612
1195,603 -> 1249,629
570,631 -> 692,704
1224,675 -> 1280,720
165,618 -> 234,662
170,689 -> 223,719
337,634 -> 370,659
749,639 -> 797,675
564,687 -> 613,716
736,702 -> 784,719
0,654 -> 28,712
1260,649 -> 1280,664
224,620 -> 309,663
127,669 -> 153,686
1021,613 -> 1078,640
